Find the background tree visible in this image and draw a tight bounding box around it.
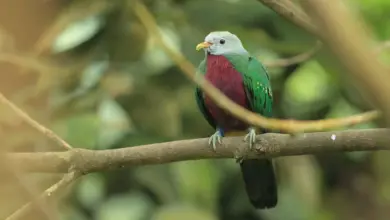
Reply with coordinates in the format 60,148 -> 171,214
1,0 -> 390,220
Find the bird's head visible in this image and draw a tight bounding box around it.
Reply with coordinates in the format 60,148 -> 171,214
196,31 -> 248,55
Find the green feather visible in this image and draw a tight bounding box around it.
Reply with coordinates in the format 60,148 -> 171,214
194,54 -> 273,129
224,54 -> 273,118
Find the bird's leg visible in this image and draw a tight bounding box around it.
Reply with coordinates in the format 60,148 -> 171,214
208,127 -> 224,151
244,127 -> 257,150
236,127 -> 257,164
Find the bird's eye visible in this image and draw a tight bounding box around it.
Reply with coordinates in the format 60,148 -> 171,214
219,39 -> 225,44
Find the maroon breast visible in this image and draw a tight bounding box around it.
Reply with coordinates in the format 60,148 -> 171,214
203,55 -> 250,131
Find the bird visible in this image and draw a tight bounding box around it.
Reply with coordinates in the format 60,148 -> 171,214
194,31 -> 277,209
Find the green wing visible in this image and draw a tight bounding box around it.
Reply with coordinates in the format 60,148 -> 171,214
194,59 -> 217,129
225,54 -> 273,118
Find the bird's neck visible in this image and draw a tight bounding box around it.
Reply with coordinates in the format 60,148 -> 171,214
206,54 -> 232,71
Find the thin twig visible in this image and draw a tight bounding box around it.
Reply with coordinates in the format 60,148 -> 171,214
255,0 -> 321,67
257,0 -> 318,36
0,93 -> 72,150
8,167 -> 55,220
0,53 -> 66,74
6,172 -> 81,220
264,39 -> 390,68
132,1 -> 380,133
264,41 -> 322,67
257,1 -> 390,67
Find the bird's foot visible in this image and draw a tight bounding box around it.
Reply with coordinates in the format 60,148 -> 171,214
235,127 -> 257,164
235,154 -> 244,164
244,127 -> 257,150
208,129 -> 223,151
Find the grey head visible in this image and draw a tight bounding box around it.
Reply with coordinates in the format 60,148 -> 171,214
196,31 -> 248,56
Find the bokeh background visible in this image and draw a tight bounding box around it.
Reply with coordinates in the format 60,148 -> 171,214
1,0 -> 390,220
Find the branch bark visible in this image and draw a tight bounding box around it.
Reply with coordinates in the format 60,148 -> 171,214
8,129 -> 390,174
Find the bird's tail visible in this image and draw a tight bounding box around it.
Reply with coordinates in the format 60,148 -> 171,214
240,158 -> 277,209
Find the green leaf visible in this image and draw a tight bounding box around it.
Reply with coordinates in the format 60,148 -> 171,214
78,60 -> 109,92
52,15 -> 105,53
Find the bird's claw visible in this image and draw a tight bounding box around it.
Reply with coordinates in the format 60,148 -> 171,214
208,130 -> 223,151
235,155 -> 244,164
244,127 -> 257,150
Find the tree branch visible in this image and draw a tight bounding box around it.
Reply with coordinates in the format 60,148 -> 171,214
0,52 -> 66,75
257,0 -> 390,126
263,41 -> 322,67
301,0 -> 390,127
6,172 -> 81,220
256,0 -> 318,36
263,39 -> 390,68
8,129 -> 390,174
6,128 -> 390,219
7,167 -> 56,220
0,85 -> 75,219
132,1 -> 379,133
0,93 -> 72,150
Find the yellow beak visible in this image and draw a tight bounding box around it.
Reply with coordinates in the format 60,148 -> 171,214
196,42 -> 212,51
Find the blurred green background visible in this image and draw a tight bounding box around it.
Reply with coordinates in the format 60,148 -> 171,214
1,0 -> 390,220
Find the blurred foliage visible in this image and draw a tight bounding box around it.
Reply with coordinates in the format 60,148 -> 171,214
2,0 -> 390,219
